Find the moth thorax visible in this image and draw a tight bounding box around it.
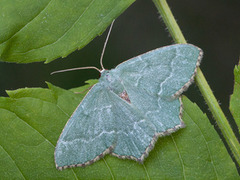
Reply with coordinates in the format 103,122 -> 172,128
119,91 -> 131,103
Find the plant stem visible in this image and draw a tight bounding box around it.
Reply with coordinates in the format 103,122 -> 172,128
196,69 -> 240,164
152,0 -> 240,165
153,0 -> 186,44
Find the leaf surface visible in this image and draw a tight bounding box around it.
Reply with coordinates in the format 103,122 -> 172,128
0,0 -> 135,63
0,81 -> 238,179
230,62 -> 240,133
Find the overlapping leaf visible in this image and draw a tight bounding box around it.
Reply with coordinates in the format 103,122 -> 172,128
230,62 -> 240,133
0,0 -> 135,63
0,80 -> 238,179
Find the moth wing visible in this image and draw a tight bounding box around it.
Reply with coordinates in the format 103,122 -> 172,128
105,89 -> 157,160
55,82 -> 156,169
111,44 -> 202,132
55,83 -> 116,169
115,44 -> 202,98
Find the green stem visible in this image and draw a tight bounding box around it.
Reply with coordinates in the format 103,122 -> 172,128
152,0 -> 240,165
196,69 -> 240,164
153,0 -> 186,44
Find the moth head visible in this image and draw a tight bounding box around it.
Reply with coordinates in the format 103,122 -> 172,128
99,68 -> 108,78
99,70 -> 111,83
100,69 -> 109,77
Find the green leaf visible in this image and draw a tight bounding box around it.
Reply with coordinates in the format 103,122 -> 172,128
0,0 -> 135,63
230,62 -> 240,133
0,81 -> 238,179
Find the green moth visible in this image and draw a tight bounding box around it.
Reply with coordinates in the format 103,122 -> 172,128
55,44 -> 203,170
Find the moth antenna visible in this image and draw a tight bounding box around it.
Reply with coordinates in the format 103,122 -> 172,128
51,66 -> 101,75
51,20 -> 115,75
100,20 -> 115,70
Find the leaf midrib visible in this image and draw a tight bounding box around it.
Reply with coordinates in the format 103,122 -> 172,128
185,110 -> 219,179
0,0 -> 52,46
6,95 -> 118,178
0,104 -> 79,179
15,0 -> 122,62
171,135 -> 186,180
0,144 -> 26,180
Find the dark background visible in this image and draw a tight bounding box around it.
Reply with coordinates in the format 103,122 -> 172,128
0,0 -> 240,154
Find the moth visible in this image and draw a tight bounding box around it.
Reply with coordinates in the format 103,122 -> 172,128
54,43 -> 203,170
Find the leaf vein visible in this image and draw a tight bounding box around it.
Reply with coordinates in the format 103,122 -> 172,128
15,0 -> 96,56
0,144 -> 26,180
171,135 -> 186,180
15,0 -> 121,63
103,158 -> 115,180
185,111 -> 219,179
143,164 -> 150,180
0,0 -> 52,45
0,107 -> 79,179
